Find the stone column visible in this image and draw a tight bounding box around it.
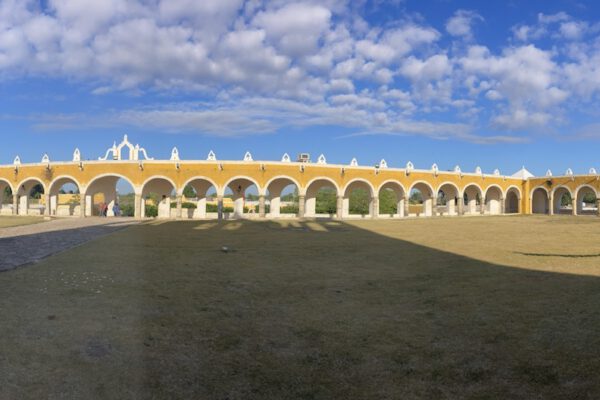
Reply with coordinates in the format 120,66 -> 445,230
596,198 -> 600,216
500,197 -> 505,215
134,194 -> 142,219
80,195 -> 86,218
572,199 -> 577,216
44,194 -> 50,216
217,195 -> 224,220
480,199 -> 486,215
176,195 -> 183,219
457,197 -> 464,216
12,194 -> 18,215
404,198 -> 410,217
548,194 -> 554,215
336,195 -> 344,219
258,195 -> 266,218
371,196 -> 379,219
298,195 -> 305,218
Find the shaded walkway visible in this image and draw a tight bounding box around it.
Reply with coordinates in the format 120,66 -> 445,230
0,218 -> 137,271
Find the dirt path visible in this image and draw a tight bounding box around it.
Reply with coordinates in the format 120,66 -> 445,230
0,217 -> 138,271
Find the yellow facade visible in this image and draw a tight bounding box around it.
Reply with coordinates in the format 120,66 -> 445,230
0,157 -> 597,218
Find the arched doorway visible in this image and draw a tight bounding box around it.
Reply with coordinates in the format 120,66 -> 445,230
505,187 -> 520,214
342,180 -> 374,218
304,178 -> 339,218
224,177 -> 261,218
552,186 -> 573,215
378,181 -> 405,218
484,186 -> 503,215
408,182 -> 434,217
265,177 -> 300,218
85,175 -> 136,217
531,187 -> 549,214
141,177 -> 177,218
17,179 -> 45,216
463,184 -> 483,215
48,177 -> 81,216
0,179 -> 13,215
181,178 -> 218,219
575,186 -> 597,216
436,183 -> 460,216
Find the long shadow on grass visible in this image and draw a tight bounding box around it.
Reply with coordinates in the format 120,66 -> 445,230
1,218 -> 600,400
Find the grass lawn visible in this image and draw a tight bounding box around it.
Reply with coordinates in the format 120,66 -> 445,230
1,216 -> 600,399
0,215 -> 46,228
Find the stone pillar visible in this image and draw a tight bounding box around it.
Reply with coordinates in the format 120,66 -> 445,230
217,195 -> 224,220
134,194 -> 142,219
176,195 -> 183,219
371,196 -> 379,219
572,199 -> 577,216
336,195 -> 344,219
44,194 -> 50,216
298,195 -> 305,218
596,198 -> 600,216
549,194 -> 554,215
80,195 -> 86,218
500,197 -> 505,215
12,194 -> 18,215
404,198 -> 410,217
457,197 -> 464,216
258,195 -> 266,218
480,199 -> 486,215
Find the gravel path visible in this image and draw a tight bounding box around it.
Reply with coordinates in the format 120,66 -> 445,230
0,218 -> 138,271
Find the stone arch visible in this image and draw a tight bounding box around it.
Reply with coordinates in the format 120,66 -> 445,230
484,185 -> 503,215
377,180 -> 406,218
505,186 -> 520,214
141,176 -> 178,218
16,177 -> 46,216
551,185 -> 573,215
436,182 -> 460,216
531,186 -> 549,214
180,176 -> 219,219
223,176 -> 262,218
408,181 -> 435,217
304,177 -> 341,218
462,183 -> 483,215
574,184 -> 598,216
0,178 -> 14,215
265,176 -> 301,218
48,175 -> 82,216
342,178 -> 375,218
85,174 -> 136,217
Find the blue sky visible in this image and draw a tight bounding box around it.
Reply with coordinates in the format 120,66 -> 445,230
2,0 -> 600,176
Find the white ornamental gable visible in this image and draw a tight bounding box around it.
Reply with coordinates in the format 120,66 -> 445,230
379,159 -> 388,169
73,148 -> 81,162
244,152 -> 253,161
281,153 -> 291,162
546,169 -> 553,176
317,154 -> 327,164
350,158 -> 358,167
170,147 -> 180,161
41,153 -> 50,163
207,150 -> 216,161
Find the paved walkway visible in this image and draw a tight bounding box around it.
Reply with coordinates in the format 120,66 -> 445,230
0,218 -> 138,271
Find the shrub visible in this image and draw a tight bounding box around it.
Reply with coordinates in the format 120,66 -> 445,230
280,205 -> 299,214
170,202 -> 197,209
120,204 -> 134,217
145,204 -> 158,218
206,203 -> 233,213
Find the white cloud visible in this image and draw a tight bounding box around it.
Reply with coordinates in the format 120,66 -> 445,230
446,10 -> 483,39
1,1 -> 599,141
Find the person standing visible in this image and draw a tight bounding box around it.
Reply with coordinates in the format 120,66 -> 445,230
113,202 -> 121,217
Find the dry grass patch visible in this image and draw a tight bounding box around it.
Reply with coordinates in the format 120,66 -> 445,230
1,216 -> 600,399
0,215 -> 46,228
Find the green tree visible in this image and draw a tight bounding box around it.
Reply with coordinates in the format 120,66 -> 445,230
316,188 -> 337,214
183,185 -> 196,198
348,188 -> 370,215
379,189 -> 397,215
